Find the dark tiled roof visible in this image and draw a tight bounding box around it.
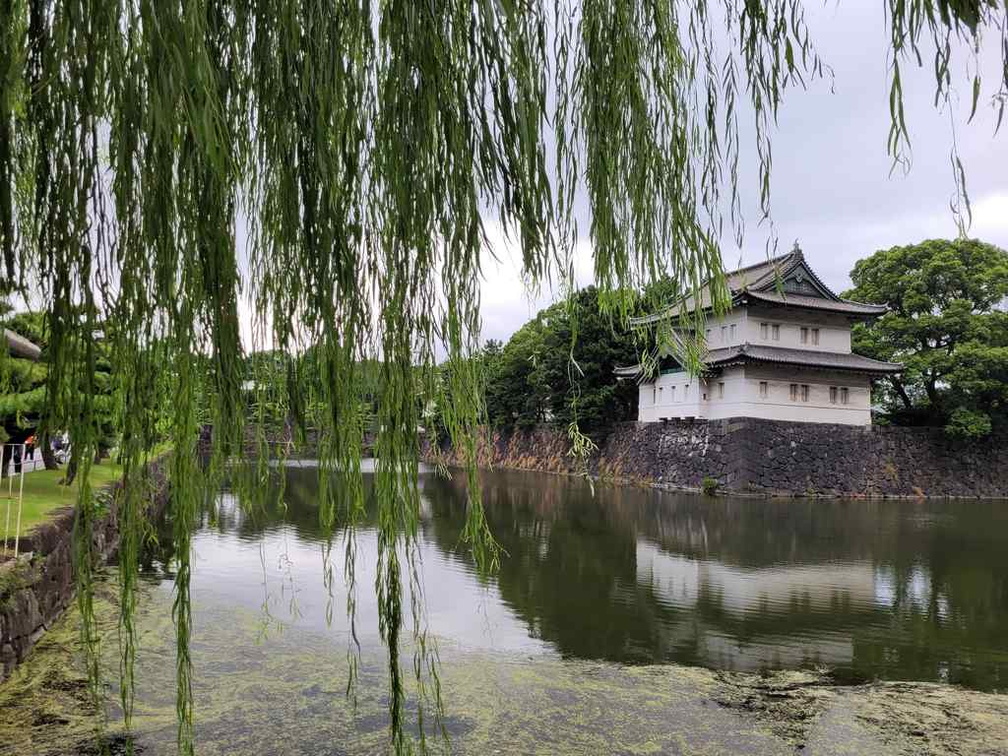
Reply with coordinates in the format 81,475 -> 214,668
706,344 -> 902,374
631,248 -> 887,323
740,289 -> 888,315
614,364 -> 643,377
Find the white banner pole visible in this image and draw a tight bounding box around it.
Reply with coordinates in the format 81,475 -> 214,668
2,447 -> 9,557
14,443 -> 26,558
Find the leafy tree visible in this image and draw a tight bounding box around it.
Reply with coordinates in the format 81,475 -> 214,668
539,287 -> 640,436
0,309 -> 122,477
483,287 -> 639,436
240,349 -> 290,434
484,318 -> 551,429
844,239 -> 1008,437
0,309 -> 50,470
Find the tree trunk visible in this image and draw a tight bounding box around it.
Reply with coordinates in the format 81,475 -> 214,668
41,441 -> 57,470
40,432 -> 59,470
61,450 -> 79,486
891,377 -> 914,411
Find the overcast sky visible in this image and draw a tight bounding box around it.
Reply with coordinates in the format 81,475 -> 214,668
478,1 -> 1008,345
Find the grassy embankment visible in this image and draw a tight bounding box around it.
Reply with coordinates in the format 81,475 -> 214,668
1,462 -> 124,538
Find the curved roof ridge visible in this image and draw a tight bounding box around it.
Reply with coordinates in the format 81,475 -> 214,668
744,252 -> 844,303
723,249 -> 796,278
630,247 -> 888,325
741,289 -> 887,315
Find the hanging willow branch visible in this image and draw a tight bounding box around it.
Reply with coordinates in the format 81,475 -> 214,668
1,0 -> 1005,753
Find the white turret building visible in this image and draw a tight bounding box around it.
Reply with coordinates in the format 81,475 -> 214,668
617,248 -> 902,426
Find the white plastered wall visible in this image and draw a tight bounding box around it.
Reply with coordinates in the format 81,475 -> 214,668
713,365 -> 872,424
636,365 -> 873,425
742,305 -> 853,353
638,370 -> 709,422
700,311 -> 746,349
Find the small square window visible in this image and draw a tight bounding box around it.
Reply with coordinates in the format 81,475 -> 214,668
801,384 -> 810,402
670,386 -> 676,401
800,327 -> 809,344
729,324 -> 737,340
812,328 -> 820,345
789,383 -> 798,401
772,324 -> 780,341
760,322 -> 768,339
684,384 -> 690,399
720,326 -> 727,342
759,381 -> 768,398
652,387 -> 657,404
829,386 -> 838,404
717,382 -> 725,399
841,387 -> 849,405
705,328 -> 711,342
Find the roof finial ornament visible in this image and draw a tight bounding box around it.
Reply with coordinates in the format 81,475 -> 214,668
791,239 -> 802,257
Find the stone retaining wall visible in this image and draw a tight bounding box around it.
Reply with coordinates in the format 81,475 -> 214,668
0,456 -> 170,681
427,420 -> 1007,498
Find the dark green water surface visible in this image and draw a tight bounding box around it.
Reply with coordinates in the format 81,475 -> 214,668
184,463 -> 1008,692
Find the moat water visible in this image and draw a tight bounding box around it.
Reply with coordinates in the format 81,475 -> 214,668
184,463 -> 1007,690
3,462 -> 1007,754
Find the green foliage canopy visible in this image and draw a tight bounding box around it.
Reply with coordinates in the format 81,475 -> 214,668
0,309 -> 47,444
483,287 -> 639,436
844,238 -> 1008,437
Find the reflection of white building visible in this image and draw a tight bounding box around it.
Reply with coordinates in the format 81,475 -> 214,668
636,541 -> 880,616
617,248 -> 901,425
634,540 -> 929,671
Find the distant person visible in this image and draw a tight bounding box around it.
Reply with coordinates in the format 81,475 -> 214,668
12,443 -> 21,474
52,433 -> 70,464
24,434 -> 35,461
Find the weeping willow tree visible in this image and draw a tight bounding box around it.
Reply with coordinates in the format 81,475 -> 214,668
0,0 -> 1005,752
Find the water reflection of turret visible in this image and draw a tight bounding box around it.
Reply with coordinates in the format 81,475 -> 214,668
419,467 -> 1008,689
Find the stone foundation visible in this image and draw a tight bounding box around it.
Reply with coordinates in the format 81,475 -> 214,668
0,455 -> 170,681
427,420 -> 1007,498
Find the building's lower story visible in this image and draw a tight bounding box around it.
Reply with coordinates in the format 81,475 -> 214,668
637,364 -> 877,425
619,342 -> 902,426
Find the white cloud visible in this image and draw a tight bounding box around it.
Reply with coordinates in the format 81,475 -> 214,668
972,194 -> 1008,236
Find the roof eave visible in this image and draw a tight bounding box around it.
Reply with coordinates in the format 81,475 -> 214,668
705,354 -> 902,375
738,291 -> 888,318
613,364 -> 643,379
4,328 -> 42,361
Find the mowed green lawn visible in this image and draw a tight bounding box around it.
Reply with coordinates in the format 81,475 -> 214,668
1,462 -> 124,538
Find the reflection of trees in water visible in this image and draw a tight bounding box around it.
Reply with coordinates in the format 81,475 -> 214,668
420,469 -> 1008,689
205,465 -> 378,542
420,470 -> 689,664
142,464 -> 1008,689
